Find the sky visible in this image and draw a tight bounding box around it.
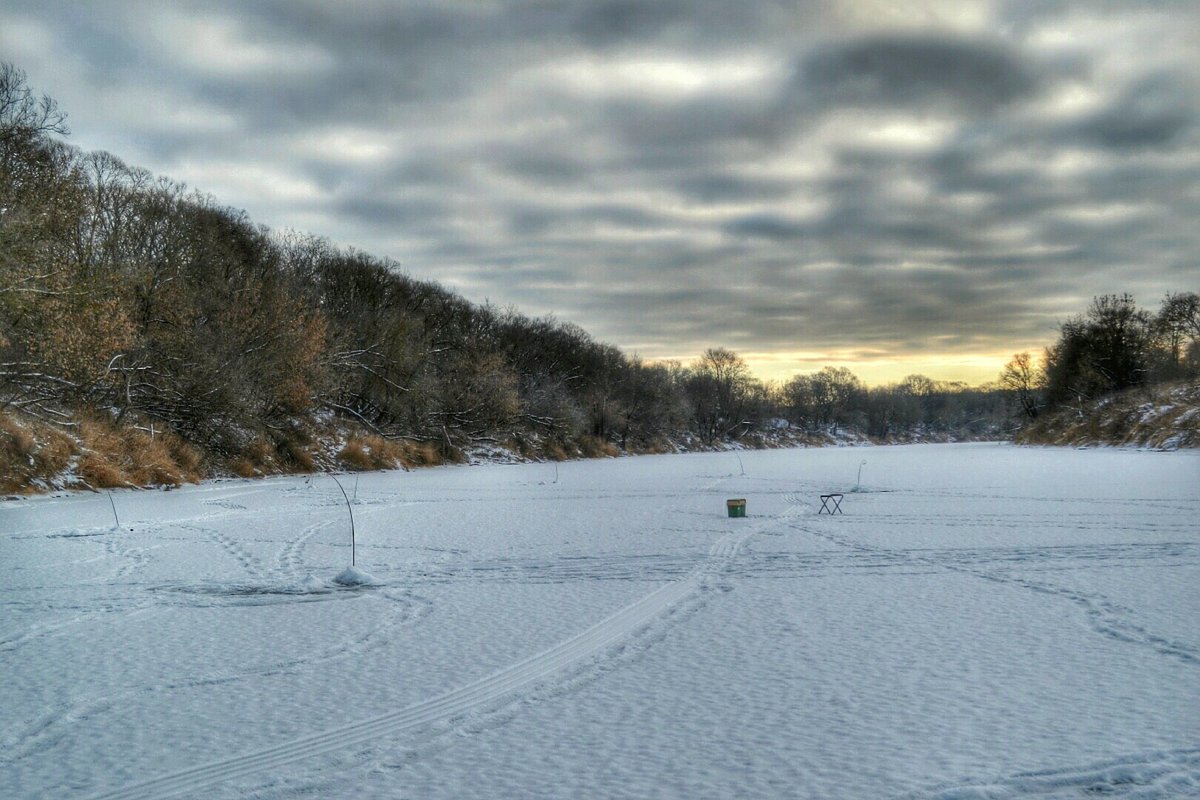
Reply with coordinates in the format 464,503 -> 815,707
2,1 -> 1197,386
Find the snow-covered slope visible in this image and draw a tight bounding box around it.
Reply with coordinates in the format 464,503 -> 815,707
1019,382 -> 1200,450
2,444 -> 1198,798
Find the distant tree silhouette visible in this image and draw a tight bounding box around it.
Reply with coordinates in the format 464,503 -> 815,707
1043,294 -> 1152,410
1154,292 -> 1200,377
1000,352 -> 1041,419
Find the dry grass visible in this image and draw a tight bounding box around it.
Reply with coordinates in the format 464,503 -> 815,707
404,439 -> 446,467
338,435 -> 412,471
1,415 -> 35,455
76,417 -> 203,488
169,435 -> 203,477
334,434 -> 458,472
740,434 -> 769,450
278,436 -> 317,472
500,435 -> 543,460
231,432 -> 317,476
231,458 -> 257,478
640,438 -> 674,455
621,436 -> 675,455
4,412 -> 487,494
337,437 -> 373,470
543,440 -> 570,461
0,413 -> 78,493
441,441 -> 467,464
229,430 -> 452,483
579,436 -> 619,458
235,437 -> 277,476
2,412 -> 203,493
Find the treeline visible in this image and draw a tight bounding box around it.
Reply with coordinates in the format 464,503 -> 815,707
1001,292 -> 1200,423
2,65 -> 1017,488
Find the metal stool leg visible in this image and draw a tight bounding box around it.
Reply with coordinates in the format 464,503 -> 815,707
818,493 -> 844,515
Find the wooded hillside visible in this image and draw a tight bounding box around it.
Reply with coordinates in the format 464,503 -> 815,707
3,65 -> 1192,492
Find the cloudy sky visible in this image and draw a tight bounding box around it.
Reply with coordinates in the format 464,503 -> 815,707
2,1 -> 1197,384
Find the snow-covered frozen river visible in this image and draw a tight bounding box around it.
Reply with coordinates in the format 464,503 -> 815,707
3,443 -> 1198,799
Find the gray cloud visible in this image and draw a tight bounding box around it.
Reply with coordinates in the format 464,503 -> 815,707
797,35 -> 1039,113
1070,74 -> 1197,150
2,0 -> 1197,383
570,0 -> 689,46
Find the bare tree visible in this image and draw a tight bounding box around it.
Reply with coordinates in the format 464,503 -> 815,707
687,348 -> 755,443
0,63 -> 68,159
1000,352 -> 1041,419
1155,292 -> 1200,376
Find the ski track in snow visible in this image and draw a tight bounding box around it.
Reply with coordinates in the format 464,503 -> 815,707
84,476 -> 799,800
88,583 -> 704,799
400,539 -> 1200,587
898,747 -> 1200,799
378,590 -> 717,782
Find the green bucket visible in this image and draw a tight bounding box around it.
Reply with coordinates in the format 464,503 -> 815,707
726,498 -> 747,518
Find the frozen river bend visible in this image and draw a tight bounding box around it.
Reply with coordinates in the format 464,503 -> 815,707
3,443 -> 1199,799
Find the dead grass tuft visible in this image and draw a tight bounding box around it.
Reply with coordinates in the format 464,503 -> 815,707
77,453 -> 127,489
440,443 -> 466,464
408,440 -> 444,466
643,438 -> 673,455
579,436 -> 619,458
75,417 -> 203,488
227,437 -> 277,477
338,435 -> 409,471
232,458 -> 257,478
338,438 -> 371,470
1,416 -> 35,456
282,439 -> 316,472
543,440 -> 570,461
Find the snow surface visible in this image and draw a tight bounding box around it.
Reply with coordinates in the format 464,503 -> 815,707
2,443 -> 1198,799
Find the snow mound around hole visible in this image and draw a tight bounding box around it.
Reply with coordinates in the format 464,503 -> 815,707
333,566 -> 380,586
299,573 -> 327,591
